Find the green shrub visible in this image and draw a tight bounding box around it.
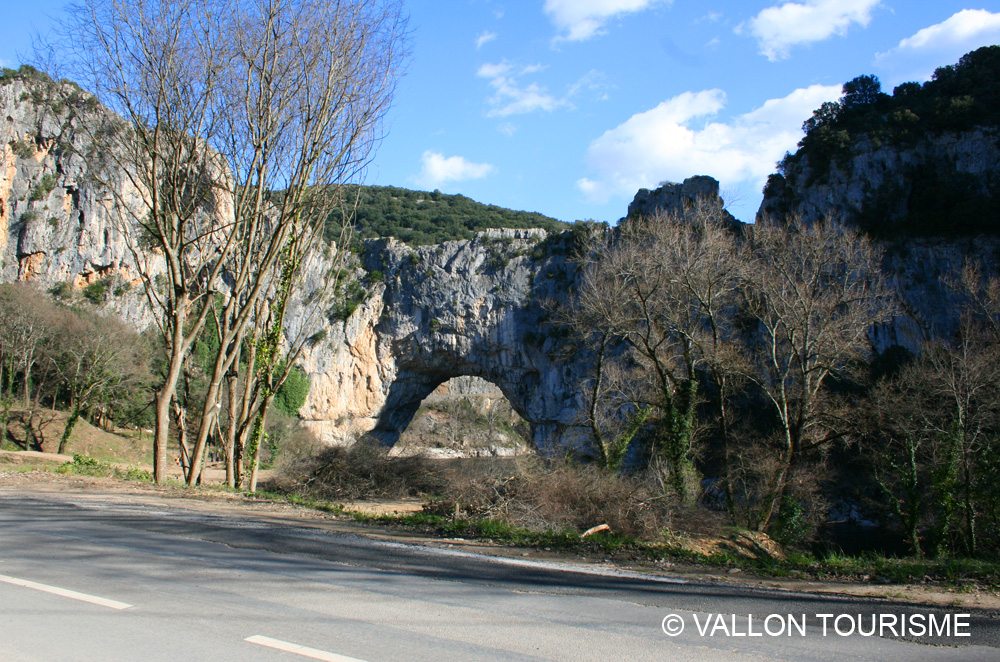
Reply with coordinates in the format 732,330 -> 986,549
274,365 -> 310,417
83,280 -> 108,304
331,279 -> 366,322
29,174 -> 58,201
49,282 -> 72,299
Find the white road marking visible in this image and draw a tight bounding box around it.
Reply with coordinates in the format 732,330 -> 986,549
0,573 -> 132,610
245,635 -> 368,662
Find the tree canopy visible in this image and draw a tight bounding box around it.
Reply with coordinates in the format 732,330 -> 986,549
332,185 -> 567,246
769,46 -> 1000,237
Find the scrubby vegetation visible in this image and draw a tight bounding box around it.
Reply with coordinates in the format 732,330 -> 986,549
0,282 -> 313,477
0,283 -> 152,453
256,442 -> 1000,585
767,46 -> 1000,237
329,185 -> 567,246
549,201 -> 1000,566
0,64 -> 99,116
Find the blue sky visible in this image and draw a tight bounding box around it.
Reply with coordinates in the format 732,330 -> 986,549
3,2 -> 1000,223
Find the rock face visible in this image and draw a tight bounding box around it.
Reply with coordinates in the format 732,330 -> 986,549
294,179 -> 735,454
0,75 -> 160,328
629,176 -> 727,219
0,74 -> 745,458
758,125 -> 1000,351
296,228 -> 600,455
758,129 -> 1000,233
0,72 -> 610,457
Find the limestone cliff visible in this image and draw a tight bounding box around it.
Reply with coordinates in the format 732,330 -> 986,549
758,128 -> 1000,348
0,71 -> 160,327
759,47 -> 1000,237
758,128 -> 1000,235
294,228 -> 603,455
756,47 -> 1000,348
293,177 -> 739,453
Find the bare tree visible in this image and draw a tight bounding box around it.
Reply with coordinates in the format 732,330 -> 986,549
0,284 -> 56,408
55,0 -> 407,483
46,308 -> 151,453
57,0 -> 236,481
180,0 -> 405,488
570,202 -> 743,497
740,217 -> 895,530
0,285 -> 57,445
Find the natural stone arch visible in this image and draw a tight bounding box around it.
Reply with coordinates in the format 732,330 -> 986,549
294,177 -> 737,459
369,375 -> 534,458
368,369 -> 538,447
296,227 -> 598,457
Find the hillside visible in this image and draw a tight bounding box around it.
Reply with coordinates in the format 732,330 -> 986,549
760,46 -> 1000,237
332,185 -> 567,246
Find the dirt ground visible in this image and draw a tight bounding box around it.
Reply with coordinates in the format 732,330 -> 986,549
1,461 -> 998,613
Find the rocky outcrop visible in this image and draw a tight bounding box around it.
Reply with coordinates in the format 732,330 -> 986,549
758,128 -> 1000,234
0,72 -> 612,457
294,178 -> 738,453
758,122 -> 1000,351
0,74 -> 160,328
295,228 -> 603,456
629,175 -> 737,222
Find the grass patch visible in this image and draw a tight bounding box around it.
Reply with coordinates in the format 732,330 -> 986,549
54,454 -> 153,482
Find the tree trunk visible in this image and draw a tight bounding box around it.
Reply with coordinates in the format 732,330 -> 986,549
249,444 -> 262,493
22,360 -> 31,408
174,399 -> 190,476
247,412 -> 266,493
57,404 -> 82,455
153,388 -> 173,483
247,391 -> 277,493
185,377 -> 222,486
232,342 -> 258,490
153,296 -> 191,483
223,355 -> 241,487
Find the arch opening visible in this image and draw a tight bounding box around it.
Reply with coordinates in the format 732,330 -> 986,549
373,374 -> 532,458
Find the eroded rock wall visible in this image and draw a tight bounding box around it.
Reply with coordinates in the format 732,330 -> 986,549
0,77 -> 160,328
758,129 -> 1000,229
296,228 -> 601,457
758,128 -> 1000,351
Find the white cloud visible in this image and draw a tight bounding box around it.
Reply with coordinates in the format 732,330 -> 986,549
477,62 -> 512,79
476,31 -> 497,49
742,0 -> 880,61
544,0 -> 665,42
477,62 -> 611,118
416,151 -> 496,188
577,84 -> 841,205
477,61 -> 566,117
875,9 -> 1000,83
567,69 -> 609,100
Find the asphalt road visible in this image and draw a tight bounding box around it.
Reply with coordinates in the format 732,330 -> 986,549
1,490 -> 998,661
